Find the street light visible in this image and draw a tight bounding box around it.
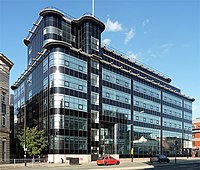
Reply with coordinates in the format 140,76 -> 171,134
131,110 -> 144,162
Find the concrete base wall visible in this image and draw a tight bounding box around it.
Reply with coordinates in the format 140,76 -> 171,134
48,154 -> 120,163
48,154 -> 91,163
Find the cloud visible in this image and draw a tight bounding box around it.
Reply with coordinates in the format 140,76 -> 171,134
160,43 -> 173,49
142,19 -> 150,27
147,49 -> 157,58
102,38 -> 111,46
124,28 -> 135,44
146,43 -> 174,60
105,18 -> 122,32
160,43 -> 174,54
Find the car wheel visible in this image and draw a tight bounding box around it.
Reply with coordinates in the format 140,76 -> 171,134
116,161 -> 120,165
105,162 -> 107,166
167,160 -> 170,163
150,161 -> 153,164
158,160 -> 161,163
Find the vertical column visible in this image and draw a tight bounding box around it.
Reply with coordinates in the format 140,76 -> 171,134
114,123 -> 118,154
160,90 -> 163,154
87,59 -> 91,155
182,99 -> 184,156
131,78 -> 134,161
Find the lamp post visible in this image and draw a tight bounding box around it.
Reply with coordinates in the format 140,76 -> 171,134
131,110 -> 144,162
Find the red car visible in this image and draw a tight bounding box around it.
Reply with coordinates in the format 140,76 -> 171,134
97,155 -> 120,166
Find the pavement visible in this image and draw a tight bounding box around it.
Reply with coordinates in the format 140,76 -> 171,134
0,157 -> 199,170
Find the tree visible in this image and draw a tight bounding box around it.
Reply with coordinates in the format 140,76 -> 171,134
18,126 -> 48,158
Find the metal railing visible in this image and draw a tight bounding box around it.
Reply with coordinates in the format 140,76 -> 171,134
0,158 -> 48,164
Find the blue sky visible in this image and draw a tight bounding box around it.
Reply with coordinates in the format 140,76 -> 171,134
0,0 -> 199,119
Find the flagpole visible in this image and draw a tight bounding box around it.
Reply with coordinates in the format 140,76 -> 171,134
92,0 -> 94,16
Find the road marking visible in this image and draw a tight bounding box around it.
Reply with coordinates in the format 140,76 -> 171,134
90,165 -> 154,170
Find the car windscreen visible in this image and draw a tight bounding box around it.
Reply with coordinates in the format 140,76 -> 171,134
98,157 -> 104,160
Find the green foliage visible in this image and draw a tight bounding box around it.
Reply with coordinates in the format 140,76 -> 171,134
18,126 -> 48,157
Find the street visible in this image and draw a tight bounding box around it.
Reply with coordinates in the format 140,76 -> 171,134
0,158 -> 199,170
146,160 -> 200,170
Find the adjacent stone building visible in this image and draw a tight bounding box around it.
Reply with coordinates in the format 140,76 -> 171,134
0,53 -> 13,162
192,118 -> 200,157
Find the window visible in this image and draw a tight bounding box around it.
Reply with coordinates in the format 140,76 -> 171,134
28,46 -> 32,55
143,118 -> 146,122
125,82 -> 128,87
106,75 -> 110,80
156,120 -> 159,124
1,103 -> 6,113
65,60 -> 69,66
150,119 -> 153,123
2,141 -> 6,160
125,98 -> 128,103
2,113 -> 5,127
91,92 -> 99,105
78,65 -> 83,71
91,74 -> 99,87
136,101 -> 139,106
1,92 -> 6,103
78,85 -> 83,90
136,116 -> 139,120
164,122 -> 167,126
150,105 -> 153,109
116,95 -> 119,100
65,102 -> 69,107
64,81 -> 69,87
156,107 -> 159,111
143,89 -> 146,93
143,103 -> 146,108
51,81 -> 54,87
106,92 -> 110,98
91,59 -> 99,69
78,104 -> 83,110
71,34 -> 76,42
91,36 -> 99,51
116,79 -> 119,84
150,91 -> 153,96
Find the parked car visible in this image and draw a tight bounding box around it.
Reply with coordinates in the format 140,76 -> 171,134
97,155 -> 120,166
150,154 -> 170,163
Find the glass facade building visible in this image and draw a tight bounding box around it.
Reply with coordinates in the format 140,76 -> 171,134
12,8 -> 194,162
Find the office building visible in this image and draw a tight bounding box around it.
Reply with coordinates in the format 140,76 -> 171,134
0,53 -> 13,162
11,8 -> 194,162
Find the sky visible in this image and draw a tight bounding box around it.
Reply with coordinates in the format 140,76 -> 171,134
0,0 -> 199,119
